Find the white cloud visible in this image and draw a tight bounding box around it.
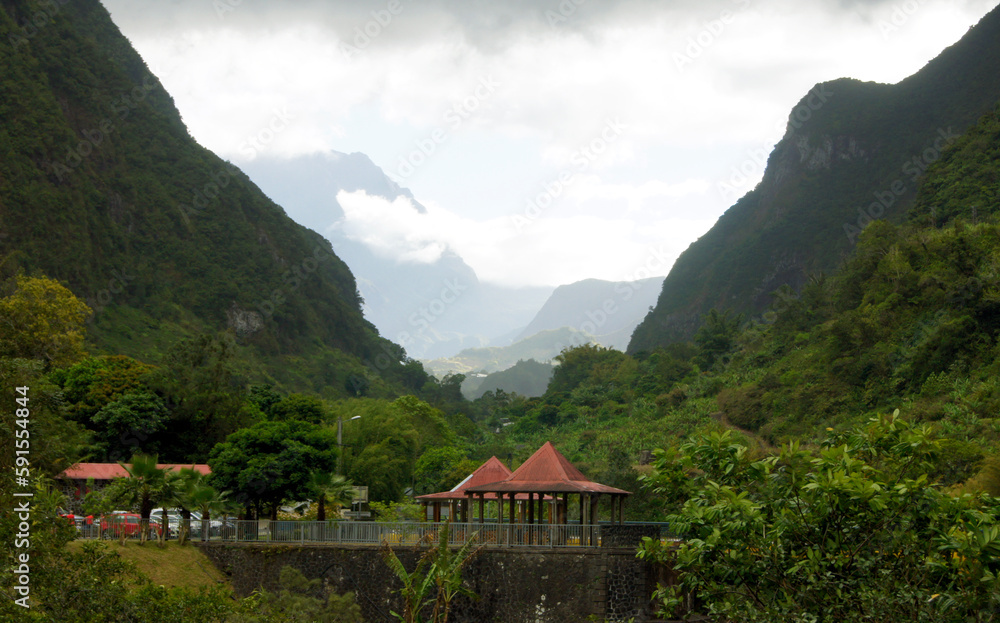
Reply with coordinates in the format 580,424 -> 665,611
334,185 -> 717,287
101,0 -> 997,288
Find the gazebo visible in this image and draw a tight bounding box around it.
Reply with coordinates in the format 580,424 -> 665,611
415,456 -> 550,522
464,442 -> 630,545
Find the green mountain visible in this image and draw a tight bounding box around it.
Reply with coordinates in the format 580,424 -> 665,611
462,359 -> 554,400
422,327 -> 595,377
0,0 -> 425,395
487,102 -> 1000,499
515,277 -> 663,351
629,5 -> 1000,353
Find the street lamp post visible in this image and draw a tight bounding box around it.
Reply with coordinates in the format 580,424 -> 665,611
337,415 -> 361,476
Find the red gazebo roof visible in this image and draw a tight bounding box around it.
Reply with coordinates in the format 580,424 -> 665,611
416,456 -> 549,501
465,442 -> 630,496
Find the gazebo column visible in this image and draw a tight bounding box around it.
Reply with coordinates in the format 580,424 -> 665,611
560,494 -> 568,524
527,493 -> 534,525
433,502 -> 441,523
590,494 -> 600,534
619,495 -> 625,524
508,493 -> 515,525
478,494 -> 485,524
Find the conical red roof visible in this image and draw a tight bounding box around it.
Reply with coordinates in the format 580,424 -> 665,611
416,456 -> 514,501
466,442 -> 630,495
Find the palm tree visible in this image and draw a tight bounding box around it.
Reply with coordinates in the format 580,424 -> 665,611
188,482 -> 230,542
309,472 -> 355,522
154,470 -> 183,547
118,453 -> 167,545
172,467 -> 204,545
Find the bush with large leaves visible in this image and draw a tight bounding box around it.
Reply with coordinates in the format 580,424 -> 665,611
639,412 -> 1000,622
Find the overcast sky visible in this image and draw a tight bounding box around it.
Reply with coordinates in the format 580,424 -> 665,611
101,0 -> 997,288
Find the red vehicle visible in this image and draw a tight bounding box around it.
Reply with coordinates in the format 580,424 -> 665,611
99,513 -> 165,539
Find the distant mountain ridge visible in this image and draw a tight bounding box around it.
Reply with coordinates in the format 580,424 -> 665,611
237,153 -> 553,360
516,277 -> 663,351
629,4 -> 1000,353
422,327 -> 595,378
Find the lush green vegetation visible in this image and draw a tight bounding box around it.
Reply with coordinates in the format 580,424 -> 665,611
639,415 -> 1000,622
629,5 -> 1000,351
0,0 -> 435,400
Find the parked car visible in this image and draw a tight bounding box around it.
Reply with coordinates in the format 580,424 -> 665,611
99,513 -> 167,540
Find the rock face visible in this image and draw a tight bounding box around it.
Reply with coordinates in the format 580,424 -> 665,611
629,5 -> 1000,353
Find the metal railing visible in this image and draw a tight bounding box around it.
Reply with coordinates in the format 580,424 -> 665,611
74,519 -> 605,548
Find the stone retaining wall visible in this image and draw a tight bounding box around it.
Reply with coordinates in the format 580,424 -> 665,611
199,542 -> 663,623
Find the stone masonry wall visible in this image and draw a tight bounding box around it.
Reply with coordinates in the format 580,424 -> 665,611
199,542 -> 662,623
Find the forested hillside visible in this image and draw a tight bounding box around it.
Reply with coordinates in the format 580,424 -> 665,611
629,4 -> 1000,351
0,0 -> 427,397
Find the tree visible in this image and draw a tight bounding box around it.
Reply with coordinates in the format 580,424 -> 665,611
381,522 -> 481,623
110,453 -> 168,545
184,479 -> 230,543
150,332 -> 254,460
0,274 -> 91,367
252,566 -> 363,622
337,397 -> 457,502
91,390 -> 169,462
309,472 -> 355,522
693,308 -> 743,369
548,344 -> 627,395
413,447 -> 466,495
638,412 -> 1000,621
271,393 -> 327,424
208,420 -> 338,519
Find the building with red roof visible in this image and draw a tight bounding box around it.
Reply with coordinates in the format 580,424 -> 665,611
58,462 -> 211,513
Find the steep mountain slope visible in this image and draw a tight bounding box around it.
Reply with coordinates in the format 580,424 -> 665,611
629,4 -> 1000,353
239,153 -> 553,359
516,277 -> 663,351
0,0 -> 423,395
